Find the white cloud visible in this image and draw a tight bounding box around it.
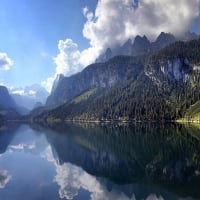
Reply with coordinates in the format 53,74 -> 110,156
9,143 -> 35,151
11,89 -> 37,97
83,0 -> 200,55
42,76 -> 55,93
54,39 -> 82,77
0,53 -> 13,71
43,38 -> 97,92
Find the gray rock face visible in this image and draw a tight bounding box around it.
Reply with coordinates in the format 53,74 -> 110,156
51,74 -> 64,93
160,58 -> 190,82
47,55 -> 196,107
132,35 -> 151,56
145,58 -> 192,84
46,57 -> 143,106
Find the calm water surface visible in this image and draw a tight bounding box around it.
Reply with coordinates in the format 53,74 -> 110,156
0,122 -> 199,200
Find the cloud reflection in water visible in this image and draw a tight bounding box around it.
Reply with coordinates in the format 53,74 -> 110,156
0,170 -> 11,189
42,145 -> 166,200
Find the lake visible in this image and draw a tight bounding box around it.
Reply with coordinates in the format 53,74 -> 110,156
0,122 -> 199,200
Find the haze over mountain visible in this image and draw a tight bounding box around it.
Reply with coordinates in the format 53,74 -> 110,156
10,84 -> 49,110
96,31 -> 199,63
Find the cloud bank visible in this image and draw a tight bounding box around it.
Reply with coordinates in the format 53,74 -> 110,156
82,0 -> 200,60
0,53 -> 13,71
45,0 -> 200,91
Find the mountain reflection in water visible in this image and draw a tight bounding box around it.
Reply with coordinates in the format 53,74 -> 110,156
0,122 -> 199,200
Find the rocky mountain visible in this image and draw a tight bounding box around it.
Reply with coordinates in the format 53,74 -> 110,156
132,35 -> 151,56
46,56 -> 144,106
151,32 -> 176,51
51,74 -> 64,93
0,86 -> 20,121
34,38 -> 200,122
96,32 -> 198,63
48,32 -> 198,108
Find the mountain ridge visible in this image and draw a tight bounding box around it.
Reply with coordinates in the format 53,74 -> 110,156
33,37 -> 200,122
96,31 -> 199,63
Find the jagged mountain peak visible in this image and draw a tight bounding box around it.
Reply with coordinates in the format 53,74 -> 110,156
51,74 -> 65,93
96,32 -> 178,63
156,32 -> 175,41
134,35 -> 149,42
34,38 -> 200,122
152,32 -> 176,50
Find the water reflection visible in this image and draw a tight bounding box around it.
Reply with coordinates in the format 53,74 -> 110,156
0,170 -> 11,188
0,122 -> 199,200
42,122 -> 200,199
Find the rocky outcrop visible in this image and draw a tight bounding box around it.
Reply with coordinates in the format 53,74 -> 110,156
160,58 -> 191,81
145,58 -> 192,84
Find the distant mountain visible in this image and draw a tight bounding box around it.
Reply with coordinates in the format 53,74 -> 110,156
132,35 -> 151,56
11,84 -> 49,110
151,32 -> 176,51
33,38 -> 200,122
96,31 -> 199,63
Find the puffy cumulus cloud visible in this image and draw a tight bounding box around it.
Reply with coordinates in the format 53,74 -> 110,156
54,39 -> 82,77
83,0 -> 200,56
43,39 -> 99,92
0,53 -> 13,71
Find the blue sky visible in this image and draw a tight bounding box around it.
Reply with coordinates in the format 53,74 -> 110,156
0,0 -> 199,91
0,0 -> 97,89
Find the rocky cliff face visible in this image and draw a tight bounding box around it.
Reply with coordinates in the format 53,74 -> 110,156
132,35 -> 151,56
46,57 -> 143,106
145,58 -> 192,84
46,56 -> 197,108
160,58 -> 190,81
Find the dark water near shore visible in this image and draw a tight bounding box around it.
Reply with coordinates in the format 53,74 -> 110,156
0,122 -> 199,200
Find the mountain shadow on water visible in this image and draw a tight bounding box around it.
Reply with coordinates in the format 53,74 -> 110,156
32,122 -> 200,199
0,123 -> 21,154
